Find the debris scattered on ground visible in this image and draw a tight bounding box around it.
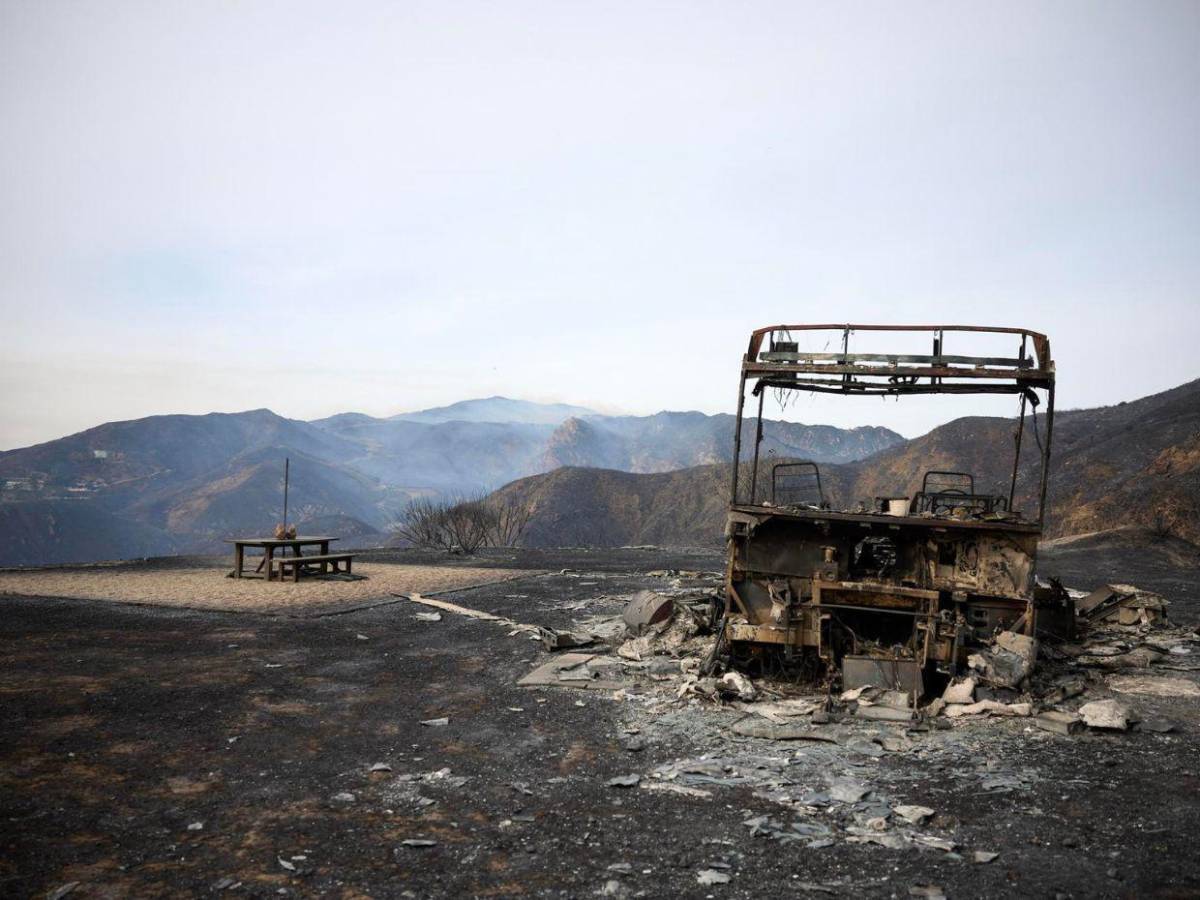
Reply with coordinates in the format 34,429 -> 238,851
380,767 -> 467,809
1078,698 -> 1132,731
942,677 -> 976,705
641,781 -> 712,800
696,868 -> 731,886
719,671 -> 758,702
893,804 -> 935,825
330,791 -> 356,803
968,630 -> 1037,688
419,717 -> 449,727
399,839 -> 438,848
730,718 -> 838,742
737,698 -> 823,722
1078,584 -> 1169,626
944,700 -> 1031,718
518,654 -> 627,690
415,612 -> 442,622
499,575 -> 1196,866
622,590 -> 675,634
1107,674 -> 1200,697
403,593 -> 509,621
855,704 -> 916,723
1036,710 -> 1084,735
1139,717 -> 1177,733
370,762 -> 392,773
828,778 -> 869,803
537,627 -> 595,651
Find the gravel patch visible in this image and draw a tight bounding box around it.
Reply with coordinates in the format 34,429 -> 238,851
0,562 -> 540,613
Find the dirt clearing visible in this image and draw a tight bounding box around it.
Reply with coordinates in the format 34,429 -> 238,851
0,562 -> 539,613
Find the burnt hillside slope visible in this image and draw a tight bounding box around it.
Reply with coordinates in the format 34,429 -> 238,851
495,378 -> 1200,549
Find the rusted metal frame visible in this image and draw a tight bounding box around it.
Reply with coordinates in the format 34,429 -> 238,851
937,328 -> 947,386
818,581 -> 939,600
759,351 -> 1031,368
746,361 -> 1047,381
728,503 -> 1043,533
840,326 -> 852,390
729,372 -> 747,504
724,572 -> 753,618
753,378 -> 1041,398
1036,381 -> 1056,526
1008,385 -> 1028,511
746,324 -> 1052,372
748,388 -> 765,504
817,602 -> 936,618
771,461 -> 823,506
918,606 -> 936,667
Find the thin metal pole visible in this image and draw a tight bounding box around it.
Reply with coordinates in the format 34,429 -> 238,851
1008,336 -> 1028,511
283,457 -> 289,530
1036,384 -> 1055,526
840,325 -> 851,388
749,389 -> 765,504
1009,395 -> 1026,511
730,374 -> 747,505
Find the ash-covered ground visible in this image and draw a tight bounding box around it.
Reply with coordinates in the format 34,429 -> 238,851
2,547 -> 1199,899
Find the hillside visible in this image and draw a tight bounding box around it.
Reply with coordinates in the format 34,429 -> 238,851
0,500 -> 178,567
492,465 -> 730,549
542,413 -> 901,472
844,377 -> 1200,543
0,398 -> 900,565
497,378 -> 1200,550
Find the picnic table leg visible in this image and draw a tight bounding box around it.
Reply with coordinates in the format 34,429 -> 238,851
265,546 -> 274,581
234,544 -> 244,578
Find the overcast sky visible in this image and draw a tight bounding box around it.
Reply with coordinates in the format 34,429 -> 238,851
2,0 -> 1197,449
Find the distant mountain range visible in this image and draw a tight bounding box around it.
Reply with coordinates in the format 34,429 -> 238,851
493,378 -> 1200,552
6,378 -> 1195,569
0,399 -> 902,565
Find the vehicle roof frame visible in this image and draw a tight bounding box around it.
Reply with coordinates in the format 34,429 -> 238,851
730,324 -> 1056,526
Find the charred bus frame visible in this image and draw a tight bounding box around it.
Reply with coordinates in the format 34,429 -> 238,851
720,324 -> 1055,694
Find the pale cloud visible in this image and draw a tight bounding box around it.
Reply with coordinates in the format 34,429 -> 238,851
2,0 -> 1198,448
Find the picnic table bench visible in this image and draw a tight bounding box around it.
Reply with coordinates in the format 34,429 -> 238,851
270,552 -> 356,582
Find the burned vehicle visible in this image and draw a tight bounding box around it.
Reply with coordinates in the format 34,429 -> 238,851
716,324 -> 1056,695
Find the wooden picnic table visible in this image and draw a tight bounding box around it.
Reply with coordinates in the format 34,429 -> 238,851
226,536 -> 340,581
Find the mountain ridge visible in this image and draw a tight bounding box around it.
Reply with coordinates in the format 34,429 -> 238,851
493,378 -> 1200,550
0,399 -> 902,564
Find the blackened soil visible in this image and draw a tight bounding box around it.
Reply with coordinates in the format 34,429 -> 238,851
2,549 -> 1199,899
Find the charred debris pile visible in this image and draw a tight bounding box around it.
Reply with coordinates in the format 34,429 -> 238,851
408,571 -> 1195,737
404,565 -> 1195,879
